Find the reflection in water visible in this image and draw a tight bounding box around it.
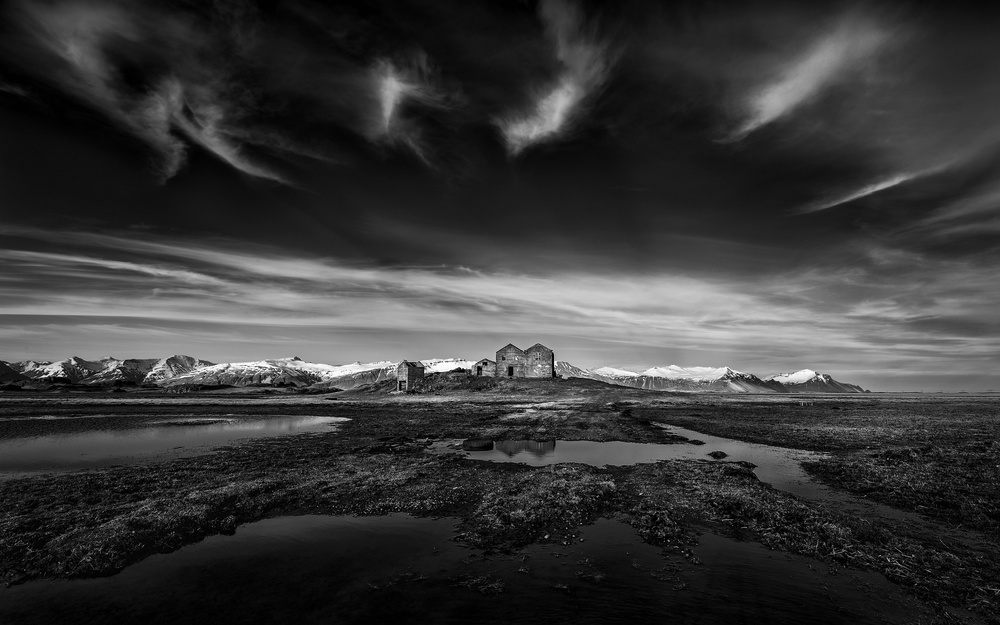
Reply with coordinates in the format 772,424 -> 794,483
461,438 -> 494,451
0,416 -> 349,475
493,439 -> 556,458
445,428 -> 923,520
450,434 -> 828,499
0,515 -> 924,625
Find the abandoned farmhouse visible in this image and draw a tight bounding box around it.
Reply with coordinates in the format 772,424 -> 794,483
396,343 -> 556,390
475,343 -> 555,379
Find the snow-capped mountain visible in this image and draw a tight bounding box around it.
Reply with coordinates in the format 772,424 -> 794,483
12,356 -> 108,383
2,353 -> 867,393
9,355 -> 215,386
82,358 -> 161,385
304,361 -> 398,390
559,362 -> 785,393
142,355 -> 217,385
159,357 -> 476,389
556,362 -> 615,384
159,357 -> 393,388
766,369 -> 867,393
308,358 -> 476,390
4,355 -> 478,389
421,358 -> 477,374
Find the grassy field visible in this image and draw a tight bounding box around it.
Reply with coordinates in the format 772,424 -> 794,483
631,395 -> 1000,535
1,379 -> 998,623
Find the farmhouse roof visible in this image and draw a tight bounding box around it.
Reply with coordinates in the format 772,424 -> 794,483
526,343 -> 552,352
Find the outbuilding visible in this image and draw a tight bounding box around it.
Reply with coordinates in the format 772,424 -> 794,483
396,360 -> 424,391
473,359 -> 496,377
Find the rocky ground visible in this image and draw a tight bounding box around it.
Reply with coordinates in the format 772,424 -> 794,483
1,375 -> 998,623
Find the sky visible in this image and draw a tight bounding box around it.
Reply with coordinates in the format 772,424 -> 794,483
1,0 -> 999,392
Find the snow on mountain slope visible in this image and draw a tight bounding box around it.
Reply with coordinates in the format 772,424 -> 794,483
766,369 -> 867,393
83,358 -> 161,385
118,356 -> 475,390
640,365 -> 739,381
560,361 -> 783,393
592,366 -> 640,378
421,359 -> 476,373
310,358 -> 475,390
555,362 -> 619,384
13,356 -> 108,383
561,362 -> 868,394
161,357 -> 397,388
142,355 -> 217,385
3,353 -> 868,393
767,369 -> 820,385
9,360 -> 51,377
12,356 -> 208,386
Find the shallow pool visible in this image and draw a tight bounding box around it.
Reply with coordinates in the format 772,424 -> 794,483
0,514 -> 924,624
0,415 -> 349,475
437,425 -> 828,499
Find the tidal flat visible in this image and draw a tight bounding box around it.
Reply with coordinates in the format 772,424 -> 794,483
1,377 -> 998,624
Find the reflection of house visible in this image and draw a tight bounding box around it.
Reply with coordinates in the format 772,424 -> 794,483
473,359 -> 496,377
495,440 -> 556,458
396,361 -> 424,391
494,343 -> 555,378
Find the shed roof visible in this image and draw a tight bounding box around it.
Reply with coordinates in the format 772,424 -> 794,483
526,343 -> 552,352
397,360 -> 424,369
496,343 -> 524,353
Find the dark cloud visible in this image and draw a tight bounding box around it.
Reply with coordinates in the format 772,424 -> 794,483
2,0 -> 999,390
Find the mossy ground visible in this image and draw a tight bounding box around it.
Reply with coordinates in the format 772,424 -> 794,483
1,385 -> 998,623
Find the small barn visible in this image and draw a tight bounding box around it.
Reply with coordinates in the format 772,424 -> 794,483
473,359 -> 496,377
396,360 -> 424,391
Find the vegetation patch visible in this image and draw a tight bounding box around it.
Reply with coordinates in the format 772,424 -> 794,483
2,393 -> 1000,622
803,441 -> 1000,535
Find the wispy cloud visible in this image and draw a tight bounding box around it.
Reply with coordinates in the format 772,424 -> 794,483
0,83 -> 30,97
12,0 -> 288,183
366,54 -> 456,165
801,172 -> 917,213
0,249 -> 227,287
498,0 -> 613,154
146,78 -> 289,184
729,18 -> 888,141
3,225 -> 999,389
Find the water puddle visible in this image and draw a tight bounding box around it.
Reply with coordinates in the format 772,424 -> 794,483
0,514 -> 925,624
435,429 -> 827,499
435,425 -> 923,523
0,416 -> 349,476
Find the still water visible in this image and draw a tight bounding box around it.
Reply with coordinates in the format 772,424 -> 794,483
438,425 -> 826,499
0,416 -> 349,475
0,514 -> 923,625
439,425 -> 924,523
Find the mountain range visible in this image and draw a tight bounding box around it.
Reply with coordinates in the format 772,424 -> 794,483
0,355 -> 868,393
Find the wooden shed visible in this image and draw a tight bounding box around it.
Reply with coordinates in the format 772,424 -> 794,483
473,359 -> 496,377
396,360 -> 424,391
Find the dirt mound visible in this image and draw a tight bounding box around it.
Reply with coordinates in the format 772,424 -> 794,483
339,372 -> 634,398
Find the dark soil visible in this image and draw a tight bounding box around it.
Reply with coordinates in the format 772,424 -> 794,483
1,384 -> 998,624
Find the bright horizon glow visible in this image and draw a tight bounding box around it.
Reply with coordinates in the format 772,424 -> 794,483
2,226 -> 998,392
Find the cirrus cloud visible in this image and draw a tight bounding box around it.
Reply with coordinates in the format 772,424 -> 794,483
497,0 -> 614,154
729,17 -> 889,141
